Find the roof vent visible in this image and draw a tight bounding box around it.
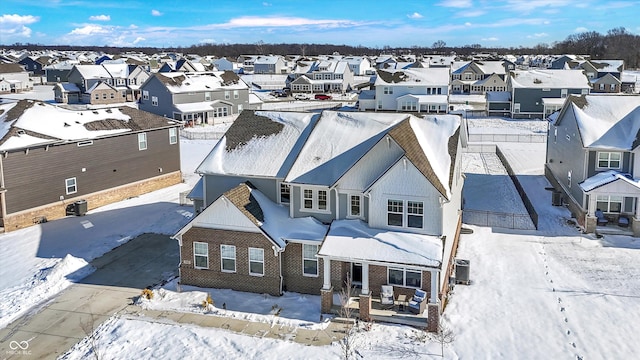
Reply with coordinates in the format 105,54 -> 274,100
17,130 -> 25,135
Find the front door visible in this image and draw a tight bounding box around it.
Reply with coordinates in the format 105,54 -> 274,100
351,263 -> 362,286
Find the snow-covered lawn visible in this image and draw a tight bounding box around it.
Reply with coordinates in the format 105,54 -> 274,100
1,113 -> 639,359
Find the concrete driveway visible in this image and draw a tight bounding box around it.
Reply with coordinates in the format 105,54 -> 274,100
0,233 -> 178,360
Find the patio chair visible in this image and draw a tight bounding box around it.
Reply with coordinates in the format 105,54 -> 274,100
595,209 -> 609,226
408,289 -> 428,314
618,215 -> 630,228
380,285 -> 394,310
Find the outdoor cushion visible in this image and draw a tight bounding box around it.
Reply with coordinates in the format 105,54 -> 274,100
412,289 -> 427,302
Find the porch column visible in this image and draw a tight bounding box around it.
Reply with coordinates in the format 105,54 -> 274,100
322,257 -> 331,290
430,270 -> 438,304
361,263 -> 369,295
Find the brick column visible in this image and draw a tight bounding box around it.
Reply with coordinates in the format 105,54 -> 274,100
427,301 -> 441,332
321,286 -> 334,314
359,291 -> 372,322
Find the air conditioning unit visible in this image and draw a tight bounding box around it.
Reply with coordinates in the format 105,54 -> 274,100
552,191 -> 563,206
455,259 -> 470,285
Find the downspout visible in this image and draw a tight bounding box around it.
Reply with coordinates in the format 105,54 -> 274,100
0,152 -> 6,229
273,245 -> 284,295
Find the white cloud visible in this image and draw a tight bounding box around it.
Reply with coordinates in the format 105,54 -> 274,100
437,0 -> 473,8
527,32 -> 549,39
574,26 -> 588,32
129,24 -> 138,29
0,14 -> 39,38
464,22 -> 472,26
69,25 -> 109,35
218,16 -> 361,29
482,37 -> 499,41
460,10 -> 485,17
151,9 -> 162,16
133,37 -> 145,44
262,2 -> 272,6
407,12 -> 423,19
89,15 -> 110,21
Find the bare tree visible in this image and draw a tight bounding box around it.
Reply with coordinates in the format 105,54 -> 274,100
79,312 -> 105,360
338,273 -> 362,360
429,321 -> 455,357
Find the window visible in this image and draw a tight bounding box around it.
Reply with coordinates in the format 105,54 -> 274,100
388,199 -> 424,228
599,83 -> 605,90
407,201 -> 424,228
138,133 -> 147,150
169,127 -> 178,144
387,200 -> 403,226
65,177 -> 77,195
349,195 -> 361,218
110,93 -> 115,99
102,93 -> 107,99
383,86 -> 393,94
597,195 -> 623,213
610,84 -> 616,91
249,248 -> 264,276
193,242 -> 208,269
567,171 -> 572,188
151,96 -> 158,106
300,188 -> 329,212
220,245 -> 236,272
204,92 -> 211,101
303,244 -> 318,276
224,91 -> 230,100
280,183 -> 290,204
388,267 -> 421,288
143,90 -> 149,100
233,90 -> 239,99
597,152 -> 621,169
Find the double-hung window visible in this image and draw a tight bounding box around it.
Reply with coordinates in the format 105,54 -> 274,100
388,199 -> 424,229
193,242 -> 209,269
280,183 -> 290,204
348,195 -> 362,218
220,245 -> 236,272
303,244 -> 318,276
388,267 -> 421,288
224,91 -> 230,100
301,188 -> 329,212
143,90 -> 149,100
597,152 -> 621,169
65,177 -> 77,195
169,128 -> 178,144
248,248 -> 264,276
233,90 -> 239,99
151,96 -> 158,106
138,132 -> 147,151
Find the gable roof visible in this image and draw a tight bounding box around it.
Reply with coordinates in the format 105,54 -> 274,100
560,94 -> 640,150
196,110 -> 318,177
153,71 -> 246,93
375,68 -> 449,86
579,170 -> 640,192
510,69 -> 590,89
0,63 -> 25,74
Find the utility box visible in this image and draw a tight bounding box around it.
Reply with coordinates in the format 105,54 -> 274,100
455,259 -> 470,285
552,191 -> 563,206
73,199 -> 87,216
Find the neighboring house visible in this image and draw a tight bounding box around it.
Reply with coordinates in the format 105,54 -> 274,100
590,73 -> 622,93
289,60 -> 355,94
0,100 -> 182,232
237,55 -> 259,73
174,109 -> 465,331
18,56 -> 51,75
343,56 -> 375,75
44,61 -> 77,83
53,82 -> 81,103
139,71 -> 249,124
253,55 -> 287,74
212,57 -> 234,71
450,60 -> 512,94
366,68 -> 450,113
549,55 -> 586,70
158,59 -> 208,73
0,64 -> 32,93
127,65 -> 151,100
507,69 -> 591,118
580,59 -> 624,80
82,81 -> 124,105
545,94 -> 640,236
61,64 -> 147,104
485,91 -> 511,116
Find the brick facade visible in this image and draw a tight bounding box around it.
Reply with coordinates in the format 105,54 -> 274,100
281,242 -> 324,294
2,171 -> 181,232
180,228 -> 282,296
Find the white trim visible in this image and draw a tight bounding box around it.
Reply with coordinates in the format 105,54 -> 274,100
387,266 -> 422,289
386,198 -> 424,230
65,177 -> 77,195
138,132 -> 148,151
596,151 -> 622,170
248,247 -> 264,276
347,193 -> 363,219
220,244 -> 236,273
169,127 -> 178,145
299,186 -> 331,214
302,243 -> 319,277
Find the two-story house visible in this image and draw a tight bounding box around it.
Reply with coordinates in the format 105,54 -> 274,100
174,110 -> 465,331
508,69 -> 591,118
138,71 -> 249,124
253,55 -> 287,74
343,56 -> 375,76
0,64 -> 32,94
289,60 -> 355,94
450,60 -> 512,94
545,94 -> 640,236
365,68 -> 450,113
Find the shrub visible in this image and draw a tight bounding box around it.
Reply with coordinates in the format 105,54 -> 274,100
141,288 -> 154,300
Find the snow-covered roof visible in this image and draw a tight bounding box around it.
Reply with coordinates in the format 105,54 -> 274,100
318,219 -> 442,268
284,111 -> 408,185
510,69 -> 590,89
565,94 -> 640,149
102,63 -> 130,78
72,64 -> 111,79
197,111 -> 318,178
56,82 -> 80,92
486,91 -> 510,102
398,94 -> 448,104
587,60 -> 624,73
187,177 -> 204,200
174,101 -> 229,113
155,71 -> 246,93
375,68 -> 449,86
0,100 -> 178,151
579,170 -> 640,192
541,97 -> 566,106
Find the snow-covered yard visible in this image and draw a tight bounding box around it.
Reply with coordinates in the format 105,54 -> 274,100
1,108 -> 639,359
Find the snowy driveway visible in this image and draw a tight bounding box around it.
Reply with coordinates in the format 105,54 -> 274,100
0,234 -> 178,359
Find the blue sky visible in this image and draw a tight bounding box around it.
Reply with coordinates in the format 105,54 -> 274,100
1,0 -> 639,48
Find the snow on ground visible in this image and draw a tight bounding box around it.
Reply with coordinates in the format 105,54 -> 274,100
2,114 -> 640,359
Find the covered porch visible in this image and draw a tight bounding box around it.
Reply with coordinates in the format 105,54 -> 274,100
317,219 -> 443,331
580,170 -> 640,237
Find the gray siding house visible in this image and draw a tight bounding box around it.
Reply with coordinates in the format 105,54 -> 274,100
0,100 -> 182,231
546,94 -> 640,236
139,71 -> 249,125
175,110 -> 465,331
508,69 -> 590,118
